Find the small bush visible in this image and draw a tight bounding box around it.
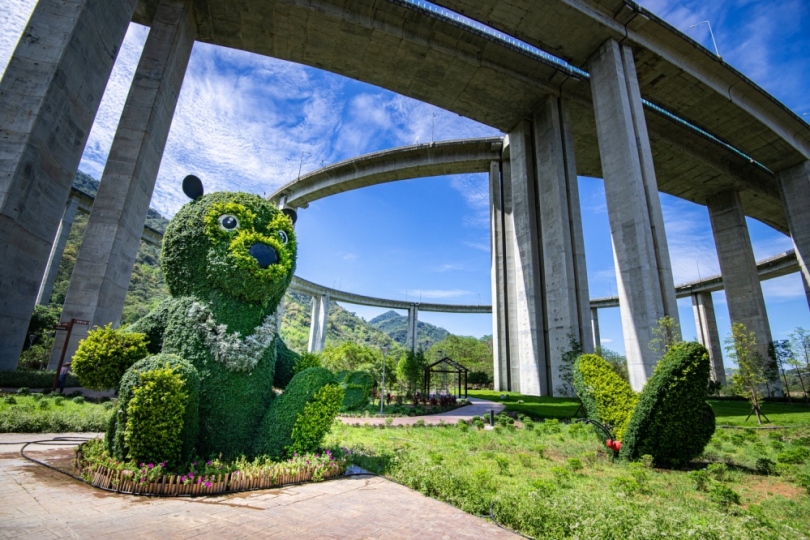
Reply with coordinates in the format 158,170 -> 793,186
414,419 -> 426,428
566,458 -> 583,472
293,352 -> 322,374
540,419 -> 561,434
756,458 -> 776,475
777,447 -> 810,464
494,455 -> 510,474
102,401 -> 114,411
3,396 -> 16,405
53,396 -> 65,406
289,383 -> 344,455
689,469 -> 710,491
72,396 -> 85,404
73,324 -> 149,391
37,400 -> 49,410
17,387 -> 30,396
708,484 -> 740,507
124,364 -> 189,466
620,342 -> 716,465
708,463 -> 728,481
573,354 -> 637,441
536,445 -> 547,459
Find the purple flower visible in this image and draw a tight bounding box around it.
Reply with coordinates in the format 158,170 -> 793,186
315,454 -> 319,458
233,471 -> 239,475
192,462 -> 197,466
293,452 -> 298,457
204,482 -> 212,488
189,473 -> 194,478
206,460 -> 212,465
160,462 -> 165,467
148,464 -> 154,469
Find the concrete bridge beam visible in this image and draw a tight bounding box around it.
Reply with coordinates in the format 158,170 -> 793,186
307,294 -> 329,353
707,190 -> 774,374
778,161 -> 810,310
49,0 -> 196,368
0,0 -> 137,369
588,38 -> 679,391
406,304 -> 419,352
534,96 -> 593,395
691,292 -> 726,385
37,197 -> 80,306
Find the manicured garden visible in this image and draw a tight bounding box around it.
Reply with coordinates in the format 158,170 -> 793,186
328,417 -> 810,539
0,391 -> 112,433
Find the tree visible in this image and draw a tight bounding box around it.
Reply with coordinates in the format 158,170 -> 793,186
649,316 -> 681,358
597,347 -> 629,383
787,328 -> 809,401
556,332 -> 582,396
320,341 -> 398,386
396,349 -> 427,395
770,340 -> 793,402
725,323 -> 769,424
427,335 -> 493,380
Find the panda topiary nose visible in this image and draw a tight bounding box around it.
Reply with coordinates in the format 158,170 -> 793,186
248,243 -> 278,269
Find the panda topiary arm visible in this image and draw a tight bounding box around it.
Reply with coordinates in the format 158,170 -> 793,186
273,337 -> 299,390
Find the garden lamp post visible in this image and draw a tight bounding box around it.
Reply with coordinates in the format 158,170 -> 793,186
380,345 -> 389,414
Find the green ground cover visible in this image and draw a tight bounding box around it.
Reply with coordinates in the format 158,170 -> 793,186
468,390 -> 581,418
0,394 -> 112,433
470,390 -> 810,426
328,419 -> 810,539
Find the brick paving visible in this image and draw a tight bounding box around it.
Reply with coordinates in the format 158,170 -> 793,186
337,397 -> 505,426
0,435 -> 517,539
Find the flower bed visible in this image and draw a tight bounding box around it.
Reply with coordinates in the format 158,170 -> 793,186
73,439 -> 349,496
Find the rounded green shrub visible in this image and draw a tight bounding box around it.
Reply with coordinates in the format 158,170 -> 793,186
255,367 -> 336,459
573,354 -> 637,441
337,370 -> 375,411
73,324 -> 149,390
294,352 -> 321,374
3,396 -> 16,405
124,364 -> 188,466
109,354 -> 199,464
289,383 -> 344,455
72,396 -> 85,404
620,342 -> 715,465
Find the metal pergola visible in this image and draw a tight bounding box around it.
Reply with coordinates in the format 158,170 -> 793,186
424,356 -> 469,399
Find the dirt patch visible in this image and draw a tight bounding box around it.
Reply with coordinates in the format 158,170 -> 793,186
744,477 -> 804,499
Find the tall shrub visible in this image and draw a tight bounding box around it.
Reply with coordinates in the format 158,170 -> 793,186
573,354 -> 637,441
289,384 -> 344,454
726,323 -> 768,424
73,324 -> 149,390
620,342 -> 715,465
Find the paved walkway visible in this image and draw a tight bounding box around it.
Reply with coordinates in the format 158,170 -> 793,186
0,434 -> 517,539
338,397 -> 505,426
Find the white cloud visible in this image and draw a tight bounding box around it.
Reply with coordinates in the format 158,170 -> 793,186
761,275 -> 807,302
340,253 -> 358,261
0,0 -> 36,80
600,338 -> 614,344
463,240 -> 490,252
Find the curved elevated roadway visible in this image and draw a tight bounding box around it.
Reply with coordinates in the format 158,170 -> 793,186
132,0 -> 810,232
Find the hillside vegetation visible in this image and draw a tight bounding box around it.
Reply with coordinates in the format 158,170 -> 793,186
369,310 -> 449,351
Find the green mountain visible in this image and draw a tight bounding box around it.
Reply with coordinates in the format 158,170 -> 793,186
369,310 -> 449,351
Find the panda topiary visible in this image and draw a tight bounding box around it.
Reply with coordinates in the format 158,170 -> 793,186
107,176 -> 343,463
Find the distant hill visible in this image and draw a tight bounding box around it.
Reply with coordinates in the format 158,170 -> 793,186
369,310 -> 450,351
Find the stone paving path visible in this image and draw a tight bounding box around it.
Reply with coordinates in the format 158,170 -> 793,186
338,397 -> 505,426
0,434 -> 518,539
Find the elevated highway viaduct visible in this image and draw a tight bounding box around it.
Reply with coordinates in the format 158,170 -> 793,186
1,0 -> 808,396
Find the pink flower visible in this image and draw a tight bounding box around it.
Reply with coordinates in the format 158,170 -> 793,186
147,464 -> 154,469
189,473 -> 194,478
206,460 -> 212,465
160,462 -> 165,467
204,482 -> 212,488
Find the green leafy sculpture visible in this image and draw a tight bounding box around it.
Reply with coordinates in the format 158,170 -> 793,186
107,176 -> 343,464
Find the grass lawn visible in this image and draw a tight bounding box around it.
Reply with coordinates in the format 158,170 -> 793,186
468,390 -> 580,418
329,418 -> 810,539
0,393 -> 112,433
470,389 -> 810,426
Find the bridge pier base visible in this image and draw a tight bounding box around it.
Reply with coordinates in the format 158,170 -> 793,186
707,190 -> 775,384
0,0 -> 137,369
307,294 -> 329,353
588,38 -> 679,391
691,292 -> 726,384
778,161 -> 810,311
49,0 -> 196,368
37,197 -> 80,306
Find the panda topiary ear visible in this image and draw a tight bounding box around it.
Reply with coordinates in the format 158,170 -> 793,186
281,208 -> 297,224
182,175 -> 204,200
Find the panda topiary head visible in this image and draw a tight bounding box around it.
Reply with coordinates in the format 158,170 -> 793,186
160,176 -> 297,309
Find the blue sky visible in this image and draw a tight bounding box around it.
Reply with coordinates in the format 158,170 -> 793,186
1,0 -> 809,362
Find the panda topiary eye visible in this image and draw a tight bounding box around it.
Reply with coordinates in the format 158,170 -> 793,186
219,215 -> 239,231
278,230 -> 288,245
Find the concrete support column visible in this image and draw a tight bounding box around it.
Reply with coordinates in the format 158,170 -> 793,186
50,0 -> 196,367
307,294 -> 329,353
37,196 -> 80,305
778,161 -> 810,311
691,292 -> 726,384
406,304 -> 419,352
588,38 -> 679,391
590,308 -> 601,353
708,190 -> 774,368
0,0 -> 137,369
509,120 -> 548,396
534,96 -> 593,395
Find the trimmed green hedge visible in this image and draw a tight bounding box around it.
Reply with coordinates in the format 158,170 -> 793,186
0,370 -> 79,389
573,354 -> 637,441
255,367 -> 336,459
620,342 -> 715,465
108,354 -> 199,464
73,324 -> 149,391
289,383 -> 344,454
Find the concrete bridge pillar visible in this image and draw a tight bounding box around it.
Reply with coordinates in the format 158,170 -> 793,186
691,292 -> 726,384
533,96 -> 593,395
588,38 -> 680,391
37,196 -> 80,306
778,161 -> 810,311
707,190 -> 774,372
0,0 -> 137,369
307,294 -> 329,353
49,0 -> 197,367
406,304 -> 419,352
590,308 -> 601,353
